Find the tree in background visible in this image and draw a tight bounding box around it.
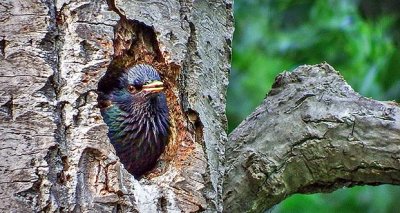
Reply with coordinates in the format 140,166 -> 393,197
228,0 -> 400,212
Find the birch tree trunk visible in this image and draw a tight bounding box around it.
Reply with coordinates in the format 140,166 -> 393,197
2,1 -> 400,213
0,0 -> 233,212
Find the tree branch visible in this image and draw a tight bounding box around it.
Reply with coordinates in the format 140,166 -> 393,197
223,63 -> 400,212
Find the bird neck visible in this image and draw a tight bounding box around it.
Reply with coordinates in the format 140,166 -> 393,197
111,91 -> 169,133
116,95 -> 161,116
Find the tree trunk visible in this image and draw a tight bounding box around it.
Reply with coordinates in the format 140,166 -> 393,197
2,1 -> 400,213
0,0 -> 233,212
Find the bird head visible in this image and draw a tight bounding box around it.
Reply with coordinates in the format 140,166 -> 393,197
112,64 -> 167,112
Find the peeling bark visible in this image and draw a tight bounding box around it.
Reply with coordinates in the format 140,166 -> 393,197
1,0 -> 232,212
224,63 -> 400,212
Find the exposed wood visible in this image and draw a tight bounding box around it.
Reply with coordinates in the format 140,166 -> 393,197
0,0 -> 233,212
224,63 -> 400,212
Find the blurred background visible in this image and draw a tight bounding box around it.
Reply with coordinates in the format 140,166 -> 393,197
227,0 -> 400,212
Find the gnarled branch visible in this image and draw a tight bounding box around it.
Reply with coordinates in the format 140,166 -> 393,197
224,63 -> 400,212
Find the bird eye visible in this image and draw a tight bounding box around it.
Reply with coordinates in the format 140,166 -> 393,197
127,84 -> 137,93
127,84 -> 143,93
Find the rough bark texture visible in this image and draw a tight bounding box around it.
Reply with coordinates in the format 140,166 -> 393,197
2,0 -> 400,213
224,63 -> 400,212
0,0 -> 233,212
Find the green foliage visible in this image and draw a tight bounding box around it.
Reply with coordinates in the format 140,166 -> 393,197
228,0 -> 400,212
228,0 -> 400,132
276,185 -> 400,213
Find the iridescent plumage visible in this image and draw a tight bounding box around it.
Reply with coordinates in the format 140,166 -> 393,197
98,64 -> 169,178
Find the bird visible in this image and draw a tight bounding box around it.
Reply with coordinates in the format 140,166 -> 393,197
98,64 -> 170,178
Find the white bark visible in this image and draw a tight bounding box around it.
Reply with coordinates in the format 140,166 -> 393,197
0,0 -> 233,212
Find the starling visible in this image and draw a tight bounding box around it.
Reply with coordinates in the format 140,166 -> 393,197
98,64 -> 170,178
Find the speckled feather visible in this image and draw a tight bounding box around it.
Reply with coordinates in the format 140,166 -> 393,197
100,64 -> 169,178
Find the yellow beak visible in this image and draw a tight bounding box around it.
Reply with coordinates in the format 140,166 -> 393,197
142,81 -> 164,93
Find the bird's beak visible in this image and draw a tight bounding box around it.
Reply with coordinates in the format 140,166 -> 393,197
142,81 -> 164,93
